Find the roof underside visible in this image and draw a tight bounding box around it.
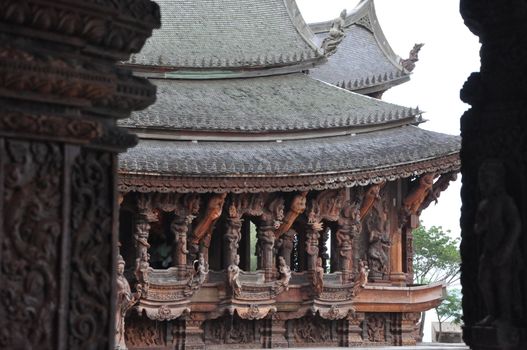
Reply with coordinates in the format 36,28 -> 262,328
119,73 -> 419,136
128,0 -> 323,71
309,0 -> 408,93
118,126 -> 460,193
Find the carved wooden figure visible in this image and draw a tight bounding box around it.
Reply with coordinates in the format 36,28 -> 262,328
190,193 -> 227,262
360,182 -> 384,220
228,254 -> 242,297
275,191 -> 307,239
116,253 -> 141,350
403,173 -> 435,215
474,160 -> 522,326
258,196 -> 285,281
134,194 -> 158,295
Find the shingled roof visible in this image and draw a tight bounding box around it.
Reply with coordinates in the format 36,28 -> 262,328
309,0 -> 409,94
118,0 -> 460,193
119,126 -> 460,193
119,73 -> 420,137
128,0 -> 324,73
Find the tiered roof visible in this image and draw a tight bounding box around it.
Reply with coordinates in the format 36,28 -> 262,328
309,0 -> 409,94
118,0 -> 460,194
129,0 -> 323,73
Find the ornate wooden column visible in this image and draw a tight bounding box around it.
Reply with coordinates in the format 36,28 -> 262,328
170,194 -> 200,279
460,1 -> 527,349
134,194 -> 158,295
258,195 -> 285,282
335,202 -> 361,283
305,199 -> 323,272
0,1 -> 159,349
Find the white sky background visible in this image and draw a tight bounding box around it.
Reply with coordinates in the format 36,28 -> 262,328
297,0 -> 481,238
297,0 -> 481,342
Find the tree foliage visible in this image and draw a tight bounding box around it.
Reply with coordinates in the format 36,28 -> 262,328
413,224 -> 462,340
436,288 -> 462,325
413,224 -> 460,286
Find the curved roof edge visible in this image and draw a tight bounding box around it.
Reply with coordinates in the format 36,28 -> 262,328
309,0 -> 409,93
125,0 -> 326,75
283,0 -> 323,57
118,153 -> 460,194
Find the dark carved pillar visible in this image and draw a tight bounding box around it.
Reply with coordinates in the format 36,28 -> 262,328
0,1 -> 160,349
460,1 -> 527,349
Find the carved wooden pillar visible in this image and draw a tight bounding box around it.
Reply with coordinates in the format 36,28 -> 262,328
460,1 -> 527,348
224,199 -> 243,268
268,317 -> 288,348
340,312 -> 365,346
335,202 -> 361,283
134,194 -> 158,295
400,312 -> 420,345
171,213 -> 191,278
387,183 -> 406,284
185,318 -> 205,350
258,195 -> 285,282
305,222 -> 322,271
278,229 -> 296,266
0,1 -> 160,349
172,194 -> 200,278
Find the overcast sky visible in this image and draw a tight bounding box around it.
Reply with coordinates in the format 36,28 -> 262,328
297,0 -> 481,237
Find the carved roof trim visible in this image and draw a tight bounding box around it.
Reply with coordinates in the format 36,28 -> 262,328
118,153 -> 460,194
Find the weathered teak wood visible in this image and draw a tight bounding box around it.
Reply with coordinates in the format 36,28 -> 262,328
0,1 -> 160,349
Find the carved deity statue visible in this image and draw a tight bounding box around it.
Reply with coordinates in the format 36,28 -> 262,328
313,257 -> 325,295
474,160 -> 522,326
228,254 -> 242,298
274,256 -> 292,294
116,254 -> 140,350
321,9 -> 346,56
367,205 -> 390,275
403,173 -> 436,215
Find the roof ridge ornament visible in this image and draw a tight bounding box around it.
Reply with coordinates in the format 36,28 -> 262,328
400,43 -> 424,72
321,9 -> 347,57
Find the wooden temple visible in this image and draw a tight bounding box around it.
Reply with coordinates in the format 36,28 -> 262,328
115,0 -> 460,348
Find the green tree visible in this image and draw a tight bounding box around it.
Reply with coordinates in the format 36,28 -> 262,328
435,288 -> 462,341
413,225 -> 460,285
412,224 -> 461,340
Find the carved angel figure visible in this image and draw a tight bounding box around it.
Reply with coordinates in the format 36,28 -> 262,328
116,254 -> 141,350
474,160 -> 522,326
274,256 -> 292,294
227,254 -> 242,297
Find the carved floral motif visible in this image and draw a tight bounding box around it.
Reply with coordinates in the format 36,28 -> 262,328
68,150 -> 114,348
0,140 -> 62,349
